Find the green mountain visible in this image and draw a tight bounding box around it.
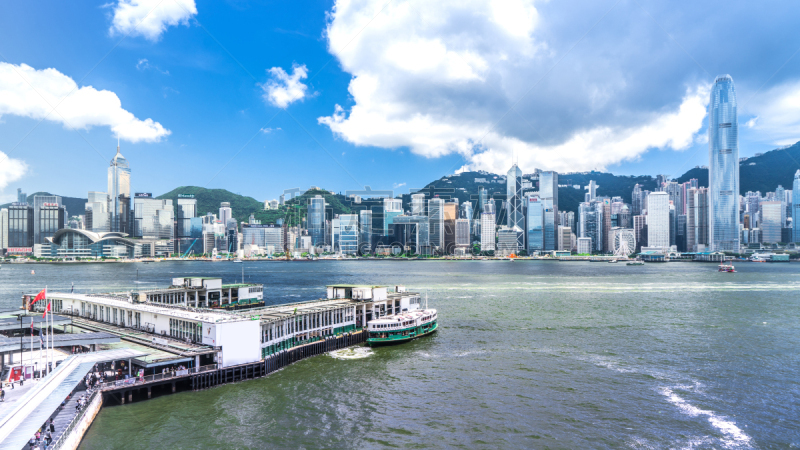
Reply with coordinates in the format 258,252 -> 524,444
157,186 -> 265,225
676,140 -> 800,194
157,186 -> 352,226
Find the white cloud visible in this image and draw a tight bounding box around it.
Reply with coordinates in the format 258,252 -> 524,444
319,0 -> 712,173
393,182 -> 406,188
0,62 -> 170,143
110,0 -> 197,41
261,64 -> 309,109
743,80 -> 800,146
260,127 -> 281,134
136,58 -> 169,75
0,153 -> 27,194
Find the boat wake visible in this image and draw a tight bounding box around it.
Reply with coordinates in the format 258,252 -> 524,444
659,387 -> 753,449
329,347 -> 373,360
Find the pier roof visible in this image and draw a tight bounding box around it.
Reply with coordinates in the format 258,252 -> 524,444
233,299 -> 354,323
46,293 -> 246,324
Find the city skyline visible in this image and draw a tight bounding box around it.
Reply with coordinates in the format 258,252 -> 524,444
2,1 -> 800,203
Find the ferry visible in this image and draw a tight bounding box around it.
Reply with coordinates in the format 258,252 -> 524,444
367,309 -> 438,346
626,260 -> 644,266
718,264 -> 736,273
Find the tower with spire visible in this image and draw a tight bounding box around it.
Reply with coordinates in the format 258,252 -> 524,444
108,139 -> 131,234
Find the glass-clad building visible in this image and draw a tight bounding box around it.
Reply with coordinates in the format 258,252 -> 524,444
8,203 -> 34,248
506,164 -> 524,249
308,196 -> 326,247
708,75 -> 740,251
526,196 -> 543,253
177,198 -> 197,238
108,145 -> 131,234
338,214 -> 359,255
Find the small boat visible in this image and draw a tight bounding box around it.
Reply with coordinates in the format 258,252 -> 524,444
608,259 -> 619,264
31,270 -> 35,275
367,309 -> 438,347
233,259 -> 243,263
718,264 -> 736,273
626,261 -> 644,266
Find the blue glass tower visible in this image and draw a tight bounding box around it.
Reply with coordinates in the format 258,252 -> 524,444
708,75 -> 740,251
793,170 -> 800,242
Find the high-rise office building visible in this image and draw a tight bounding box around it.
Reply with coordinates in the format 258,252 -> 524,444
760,201 -> 782,244
793,171 -> 800,242
602,199 -> 612,253
17,188 -> 26,204
308,195 -> 326,247
219,202 -> 232,225
411,193 -> 426,216
579,201 -> 603,253
85,192 -> 110,233
557,226 -> 574,252
540,171 -> 558,250
496,226 -> 519,256
108,143 -> 131,234
455,218 -> 470,249
177,197 -> 197,239
506,164 -> 524,249
478,186 -> 487,219
338,214 -> 359,255
708,75 -> 740,251
0,208 -> 8,250
585,180 -> 598,202
428,198 -> 444,253
443,201 -> 458,254
359,209 -> 372,254
384,198 -> 403,236
633,215 -> 646,252
646,192 -> 670,249
33,195 -> 65,245
526,196 -> 543,253
460,201 -> 473,235
632,184 -> 644,216
480,211 -> 495,252
393,215 -> 430,255
7,202 -> 34,249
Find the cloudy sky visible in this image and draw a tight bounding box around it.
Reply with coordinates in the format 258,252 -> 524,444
1,0 -> 799,203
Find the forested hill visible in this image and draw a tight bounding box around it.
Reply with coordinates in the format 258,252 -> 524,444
157,186 -> 264,225
676,140 -> 800,193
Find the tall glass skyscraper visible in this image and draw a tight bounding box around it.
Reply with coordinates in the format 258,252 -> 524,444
526,195 -> 543,253
506,164 -> 524,249
539,171 -> 558,250
308,196 -> 326,247
793,170 -> 800,242
708,75 -> 740,251
108,143 -> 131,234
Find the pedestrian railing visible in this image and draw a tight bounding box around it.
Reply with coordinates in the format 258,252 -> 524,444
50,389 -> 100,450
99,364 -> 218,390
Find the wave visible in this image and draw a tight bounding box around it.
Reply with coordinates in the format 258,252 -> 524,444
329,347 -> 373,360
659,387 -> 752,449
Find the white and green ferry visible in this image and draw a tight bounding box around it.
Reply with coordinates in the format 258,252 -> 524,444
367,308 -> 438,346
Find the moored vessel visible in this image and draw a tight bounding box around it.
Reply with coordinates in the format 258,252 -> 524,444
367,309 -> 438,346
718,264 -> 736,272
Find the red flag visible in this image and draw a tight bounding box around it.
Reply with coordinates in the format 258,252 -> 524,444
33,289 -> 46,303
42,302 -> 51,318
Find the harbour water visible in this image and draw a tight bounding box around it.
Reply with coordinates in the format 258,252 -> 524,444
1,261 -> 798,448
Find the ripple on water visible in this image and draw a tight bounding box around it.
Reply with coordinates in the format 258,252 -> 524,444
329,346 -> 374,360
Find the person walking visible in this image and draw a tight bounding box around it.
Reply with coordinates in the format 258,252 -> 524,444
1,388 -> 5,402
49,419 -> 55,433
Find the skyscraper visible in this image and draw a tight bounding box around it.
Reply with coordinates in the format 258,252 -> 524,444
526,195 -> 543,253
708,75 -> 740,251
540,171 -> 558,250
108,143 -> 131,234
793,170 -> 800,242
85,192 -> 110,233
760,201 -> 782,244
443,201 -> 458,254
308,195 -> 326,247
411,193 -> 426,216
33,195 -> 65,245
506,164 -> 524,249
428,198 -> 444,253
219,202 -> 232,225
177,197 -> 197,239
480,204 -> 495,252
632,184 -> 643,216
646,192 -> 670,249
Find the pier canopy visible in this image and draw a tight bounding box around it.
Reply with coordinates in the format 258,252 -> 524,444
0,349 -> 147,450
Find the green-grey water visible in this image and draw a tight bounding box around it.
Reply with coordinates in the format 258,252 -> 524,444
1,260 -> 798,448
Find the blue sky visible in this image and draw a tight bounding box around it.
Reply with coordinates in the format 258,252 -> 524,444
1,0 -> 799,203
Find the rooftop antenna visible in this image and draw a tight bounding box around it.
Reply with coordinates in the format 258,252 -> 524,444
117,136 -> 120,154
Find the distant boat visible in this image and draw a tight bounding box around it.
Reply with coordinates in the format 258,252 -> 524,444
31,270 -> 35,275
718,264 -> 736,273
233,259 -> 243,263
608,259 -> 619,264
626,261 -> 644,266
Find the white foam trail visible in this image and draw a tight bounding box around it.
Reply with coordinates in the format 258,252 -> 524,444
329,347 -> 373,360
660,387 -> 752,449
